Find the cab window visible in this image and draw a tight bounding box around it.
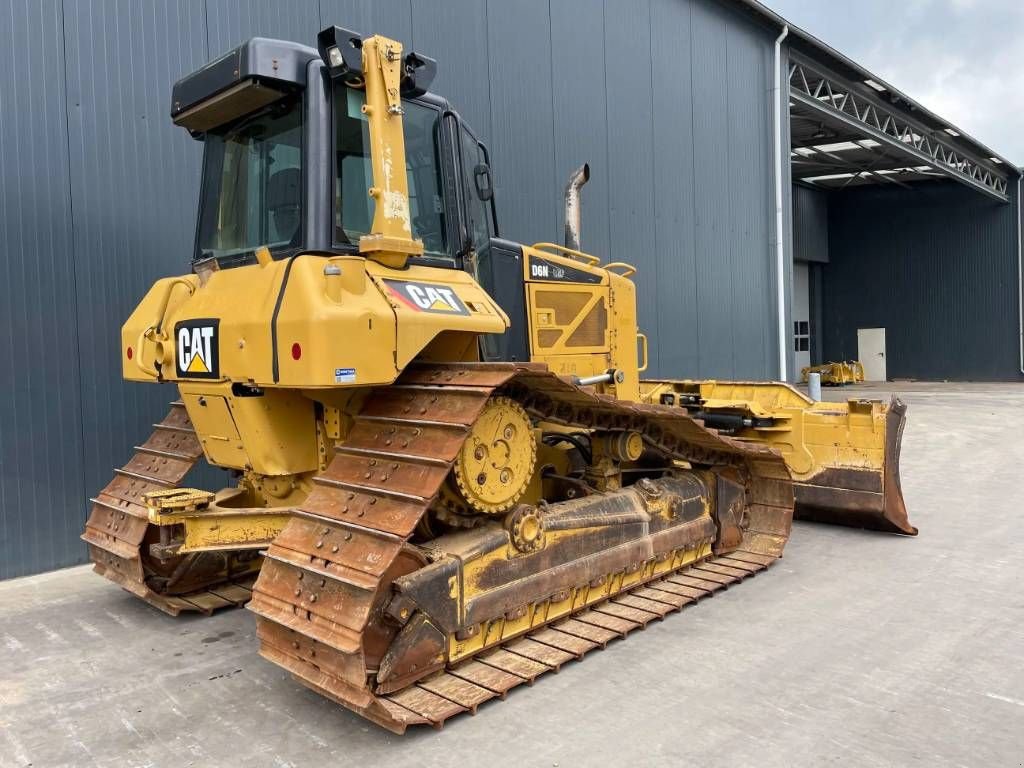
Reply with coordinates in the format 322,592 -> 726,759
333,85 -> 447,257
196,97 -> 302,265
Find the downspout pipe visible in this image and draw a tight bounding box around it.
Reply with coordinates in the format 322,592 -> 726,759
773,24 -> 789,381
1018,172 -> 1023,373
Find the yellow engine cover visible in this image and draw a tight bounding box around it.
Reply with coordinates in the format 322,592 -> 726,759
122,255 -> 508,389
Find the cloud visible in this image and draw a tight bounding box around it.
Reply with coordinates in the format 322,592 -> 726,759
763,0 -> 1024,164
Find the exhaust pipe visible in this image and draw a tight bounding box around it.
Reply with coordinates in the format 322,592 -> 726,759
564,163 -> 590,251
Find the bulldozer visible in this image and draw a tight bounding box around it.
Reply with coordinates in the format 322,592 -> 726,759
82,27 -> 914,733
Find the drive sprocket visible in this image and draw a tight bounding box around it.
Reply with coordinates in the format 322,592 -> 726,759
451,395 -> 536,515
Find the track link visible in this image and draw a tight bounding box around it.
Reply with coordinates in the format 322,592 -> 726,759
250,363 -> 793,732
83,401 -> 259,616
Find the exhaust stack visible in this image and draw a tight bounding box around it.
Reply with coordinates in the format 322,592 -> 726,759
564,163 -> 590,251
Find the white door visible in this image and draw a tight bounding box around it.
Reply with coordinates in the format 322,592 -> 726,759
857,327 -> 886,381
792,263 -> 811,374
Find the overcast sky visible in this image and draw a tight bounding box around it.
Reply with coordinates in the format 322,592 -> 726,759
761,0 -> 1024,165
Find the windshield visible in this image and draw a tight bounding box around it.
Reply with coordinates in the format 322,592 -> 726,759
334,85 -> 447,257
196,97 -> 302,264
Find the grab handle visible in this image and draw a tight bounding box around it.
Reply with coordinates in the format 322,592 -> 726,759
134,278 -> 195,378
637,332 -> 649,373
604,262 -> 637,278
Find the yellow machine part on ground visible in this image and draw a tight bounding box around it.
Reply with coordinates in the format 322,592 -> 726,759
800,361 -> 865,386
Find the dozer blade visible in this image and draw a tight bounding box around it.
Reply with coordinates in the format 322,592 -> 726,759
82,401 -> 262,615
792,396 -> 916,535
248,362 -> 794,733
638,380 -> 916,536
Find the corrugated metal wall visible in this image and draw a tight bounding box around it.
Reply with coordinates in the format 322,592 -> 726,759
0,1 -> 82,578
823,179 -> 1023,380
0,0 -> 780,578
793,184 -> 829,264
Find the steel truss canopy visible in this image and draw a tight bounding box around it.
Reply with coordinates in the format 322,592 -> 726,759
734,0 -> 1016,202
789,54 -> 1009,200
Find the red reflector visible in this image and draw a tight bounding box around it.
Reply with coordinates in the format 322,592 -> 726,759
291,343 -> 302,360
126,347 -> 133,360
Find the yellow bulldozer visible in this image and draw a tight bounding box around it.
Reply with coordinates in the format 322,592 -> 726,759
82,27 -> 914,733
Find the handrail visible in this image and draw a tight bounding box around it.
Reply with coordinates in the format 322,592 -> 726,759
637,332 -> 649,373
531,242 -> 601,266
603,262 -> 637,278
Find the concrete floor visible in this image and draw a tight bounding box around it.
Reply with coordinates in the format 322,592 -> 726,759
2,382 -> 1023,767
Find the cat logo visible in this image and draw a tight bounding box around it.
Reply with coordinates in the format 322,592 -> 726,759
382,279 -> 470,316
174,319 -> 220,379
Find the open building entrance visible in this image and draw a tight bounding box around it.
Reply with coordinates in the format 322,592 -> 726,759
785,46 -> 1019,381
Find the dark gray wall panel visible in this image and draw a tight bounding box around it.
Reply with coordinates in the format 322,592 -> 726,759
603,0 -> 658,371
690,1 -> 734,377
651,0 -> 699,376
793,183 -> 829,263
725,12 -> 773,379
63,0 -> 210,565
318,0 -> 413,49
0,0 -> 81,579
484,0 -> 558,247
824,180 -> 1022,380
208,0 -> 321,56
550,0 -> 610,262
411,0 -> 492,144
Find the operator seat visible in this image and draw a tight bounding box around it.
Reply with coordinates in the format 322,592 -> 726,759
267,166 -> 301,247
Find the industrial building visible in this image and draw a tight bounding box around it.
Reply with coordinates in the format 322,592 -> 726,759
1,0 -> 1020,579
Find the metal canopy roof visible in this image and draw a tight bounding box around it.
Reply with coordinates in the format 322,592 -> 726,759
735,0 -> 1017,201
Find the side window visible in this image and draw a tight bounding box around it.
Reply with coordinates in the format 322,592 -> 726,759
197,98 -> 302,263
793,320 -> 810,352
460,127 -> 493,253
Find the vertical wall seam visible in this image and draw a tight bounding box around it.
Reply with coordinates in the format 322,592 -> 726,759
405,0 -> 414,50
646,0 -> 660,373
203,0 -> 210,59
482,0 -> 494,146
59,0 -> 90,566
546,0 -> 558,240
687,0 -> 700,372
599,1 -> 610,255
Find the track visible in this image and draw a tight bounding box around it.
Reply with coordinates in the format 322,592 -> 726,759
371,548 -> 777,730
82,401 -> 260,616
249,363 -> 793,732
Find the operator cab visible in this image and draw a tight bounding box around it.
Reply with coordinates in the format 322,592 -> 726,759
172,33 -> 498,272
172,29 -> 528,362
